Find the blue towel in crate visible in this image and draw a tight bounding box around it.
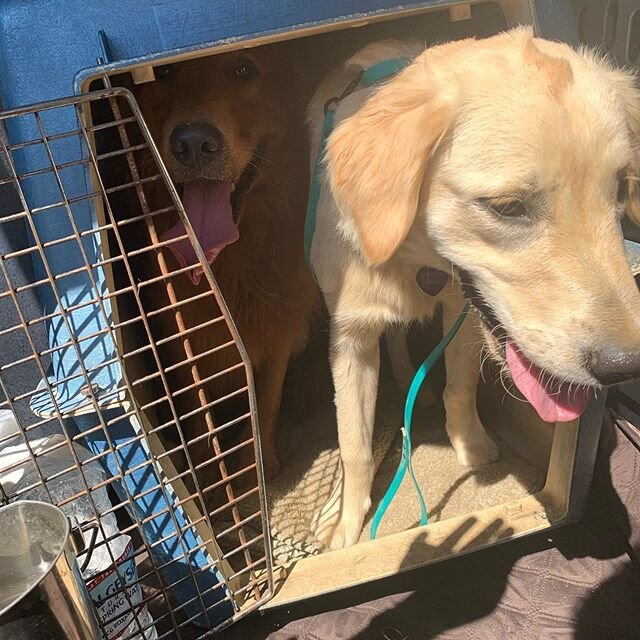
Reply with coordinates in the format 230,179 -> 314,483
71,409 -> 235,627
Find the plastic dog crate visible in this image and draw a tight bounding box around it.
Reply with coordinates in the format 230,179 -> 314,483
0,0 -> 638,635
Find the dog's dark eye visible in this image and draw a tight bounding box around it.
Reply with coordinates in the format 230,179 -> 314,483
233,58 -> 258,80
478,198 -> 528,219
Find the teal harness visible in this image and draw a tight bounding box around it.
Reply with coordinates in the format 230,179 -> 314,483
303,58 -> 470,540
304,58 -> 411,269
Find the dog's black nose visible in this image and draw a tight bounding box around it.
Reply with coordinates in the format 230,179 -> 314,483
169,123 -> 222,168
588,346 -> 640,385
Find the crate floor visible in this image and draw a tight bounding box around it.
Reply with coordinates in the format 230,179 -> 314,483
231,384 -> 541,564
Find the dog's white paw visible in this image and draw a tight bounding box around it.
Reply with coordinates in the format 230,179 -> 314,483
311,483 -> 371,550
449,421 -> 500,467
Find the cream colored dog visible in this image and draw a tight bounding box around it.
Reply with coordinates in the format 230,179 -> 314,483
307,27 -> 640,550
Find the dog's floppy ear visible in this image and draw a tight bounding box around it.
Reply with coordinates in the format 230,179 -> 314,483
325,58 -> 457,264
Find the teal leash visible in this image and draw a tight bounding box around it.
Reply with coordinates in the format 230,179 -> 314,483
304,58 -> 410,271
370,303 -> 470,539
303,56 -> 470,540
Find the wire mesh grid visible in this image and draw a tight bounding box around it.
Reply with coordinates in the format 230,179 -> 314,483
0,87 -> 273,638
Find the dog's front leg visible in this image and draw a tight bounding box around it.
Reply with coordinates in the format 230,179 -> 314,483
442,293 -> 499,467
311,319 -> 383,550
253,336 -> 297,481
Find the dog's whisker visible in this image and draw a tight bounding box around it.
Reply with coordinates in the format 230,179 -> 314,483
250,151 -> 276,167
479,346 -> 493,384
489,322 -> 505,340
498,360 -> 523,403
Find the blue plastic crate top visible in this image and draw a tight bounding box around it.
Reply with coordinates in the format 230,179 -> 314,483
0,1 -> 458,109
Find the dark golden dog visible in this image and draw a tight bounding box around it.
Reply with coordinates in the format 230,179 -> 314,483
134,42 -> 320,484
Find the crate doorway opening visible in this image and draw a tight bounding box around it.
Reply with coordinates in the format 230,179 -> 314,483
89,0 -> 555,573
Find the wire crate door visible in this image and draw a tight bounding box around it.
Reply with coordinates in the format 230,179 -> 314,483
0,87 -> 274,636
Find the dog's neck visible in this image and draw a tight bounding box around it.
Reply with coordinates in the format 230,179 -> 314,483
213,134 -> 311,302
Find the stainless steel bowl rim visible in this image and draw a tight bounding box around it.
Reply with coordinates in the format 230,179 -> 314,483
0,500 -> 70,617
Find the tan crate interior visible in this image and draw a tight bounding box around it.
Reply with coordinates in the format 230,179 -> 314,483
88,0 -> 582,612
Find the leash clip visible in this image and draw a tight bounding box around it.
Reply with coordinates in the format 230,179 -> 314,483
324,69 -> 365,114
323,96 -> 338,115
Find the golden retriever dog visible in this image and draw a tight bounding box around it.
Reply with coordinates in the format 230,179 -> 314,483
307,28 -> 640,549
134,42 -> 320,482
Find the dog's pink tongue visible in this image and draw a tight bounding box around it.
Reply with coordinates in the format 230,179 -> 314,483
505,340 -> 592,423
160,179 -> 239,286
